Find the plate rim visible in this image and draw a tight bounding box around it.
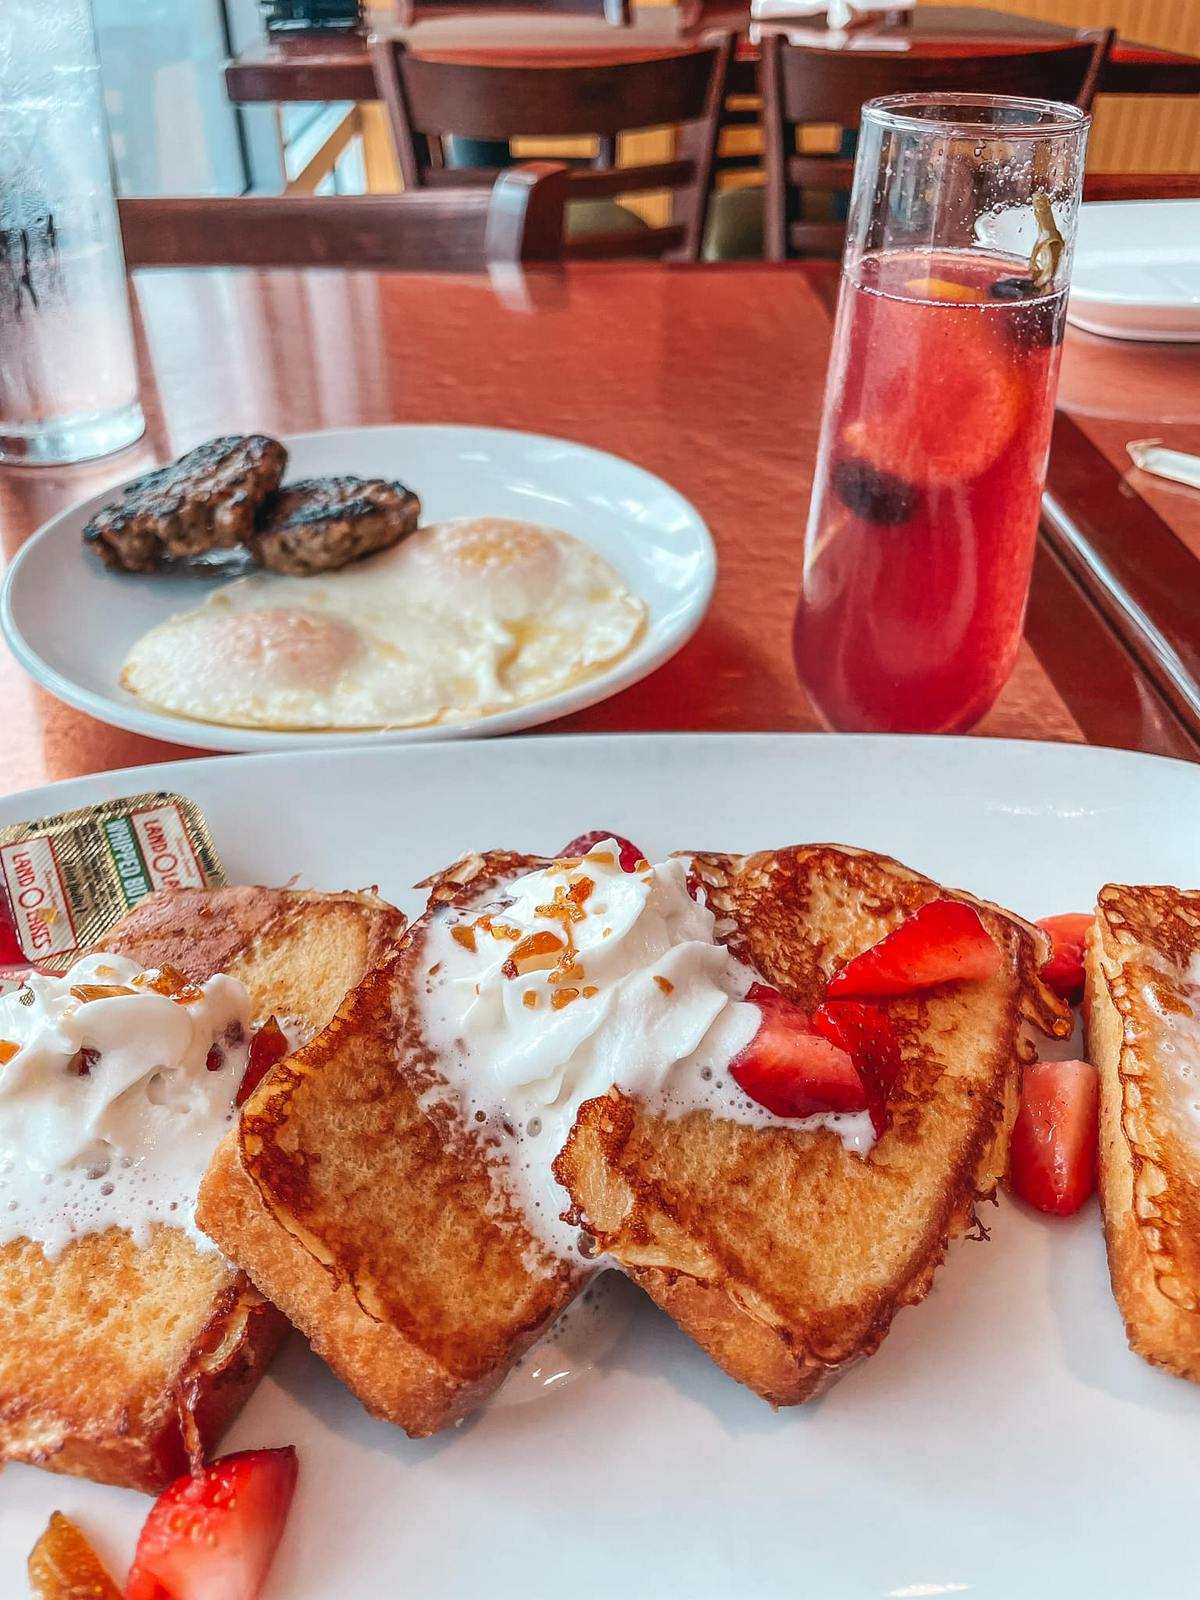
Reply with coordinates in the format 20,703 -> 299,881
3,729 -> 1198,826
0,422 -> 716,754
1073,198 -> 1200,314
4,728 -> 1200,1599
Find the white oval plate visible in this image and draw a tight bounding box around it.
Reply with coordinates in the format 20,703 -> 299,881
0,425 -> 715,752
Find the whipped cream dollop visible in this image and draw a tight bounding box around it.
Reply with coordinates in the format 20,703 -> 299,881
0,952 -> 251,1258
420,843 -> 873,1256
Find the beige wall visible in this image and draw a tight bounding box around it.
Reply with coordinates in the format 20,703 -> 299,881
932,0 -> 1200,171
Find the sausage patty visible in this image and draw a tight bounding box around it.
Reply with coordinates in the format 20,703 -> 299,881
244,476 -> 421,576
84,435 -> 287,572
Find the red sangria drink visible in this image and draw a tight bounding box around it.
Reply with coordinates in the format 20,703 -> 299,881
794,95 -> 1090,733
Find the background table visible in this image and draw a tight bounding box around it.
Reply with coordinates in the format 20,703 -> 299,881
226,5 -> 1200,99
1,260 -> 1198,802
225,6 -> 1200,223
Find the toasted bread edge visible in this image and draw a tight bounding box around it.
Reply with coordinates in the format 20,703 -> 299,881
5,1285 -> 290,1493
1085,898 -> 1200,1383
197,852 -> 585,1439
199,1134 -> 516,1439
0,884 -> 404,1490
556,844 -> 1061,1405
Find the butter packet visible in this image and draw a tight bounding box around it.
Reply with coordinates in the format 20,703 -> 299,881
0,792 -> 226,987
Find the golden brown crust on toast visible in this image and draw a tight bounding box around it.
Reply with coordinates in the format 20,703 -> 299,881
106,883 -> 404,1021
0,883 -> 404,1491
1085,884 -> 1200,1381
197,852 -> 585,1439
555,845 -> 1068,1405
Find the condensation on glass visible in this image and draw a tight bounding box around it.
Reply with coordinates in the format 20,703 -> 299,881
0,0 -> 144,464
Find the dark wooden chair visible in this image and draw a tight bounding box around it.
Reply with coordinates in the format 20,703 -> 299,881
370,36 -> 734,260
760,29 -> 1113,260
393,0 -> 631,26
117,163 -> 568,270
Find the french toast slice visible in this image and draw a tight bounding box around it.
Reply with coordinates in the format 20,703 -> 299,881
1085,883 -> 1200,1381
0,883 -> 403,1492
196,852 -> 586,1440
554,845 -> 1069,1405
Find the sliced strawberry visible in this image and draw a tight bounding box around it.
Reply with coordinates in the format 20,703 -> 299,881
1009,1058 -> 1099,1217
731,983 -> 868,1118
559,831 -> 645,872
125,1446 -> 298,1600
826,898 -> 1001,999
1036,912 -> 1093,1005
812,1000 -> 902,1135
237,1016 -> 290,1108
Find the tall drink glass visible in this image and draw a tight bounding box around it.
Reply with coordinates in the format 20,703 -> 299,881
794,94 -> 1089,733
0,0 -> 144,465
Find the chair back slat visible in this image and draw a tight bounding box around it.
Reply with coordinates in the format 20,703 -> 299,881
372,36 -> 733,260
776,39 -> 1109,125
394,50 -> 720,139
786,155 -> 854,189
568,159 -> 697,198
761,28 -> 1114,260
570,223 -> 688,259
118,166 -> 567,271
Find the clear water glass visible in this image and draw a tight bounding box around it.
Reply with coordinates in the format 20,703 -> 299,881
0,0 -> 144,465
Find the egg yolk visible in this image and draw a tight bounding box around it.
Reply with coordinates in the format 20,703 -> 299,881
208,607 -> 360,688
444,520 -> 552,572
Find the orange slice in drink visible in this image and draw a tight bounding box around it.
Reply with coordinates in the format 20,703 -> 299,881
904,276 -> 979,303
841,296 -> 1028,487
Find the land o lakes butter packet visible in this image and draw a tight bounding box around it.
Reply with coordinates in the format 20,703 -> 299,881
0,792 -> 226,990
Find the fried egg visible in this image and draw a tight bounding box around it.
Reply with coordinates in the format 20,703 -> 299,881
119,517 -> 647,731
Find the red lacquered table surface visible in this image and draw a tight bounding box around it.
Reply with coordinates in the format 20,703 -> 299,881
1,260 -> 1198,801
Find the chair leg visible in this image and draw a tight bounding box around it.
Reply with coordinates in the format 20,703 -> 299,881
760,33 -> 789,261
674,31 -> 734,262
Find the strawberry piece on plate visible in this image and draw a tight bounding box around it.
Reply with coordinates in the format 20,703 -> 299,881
826,898 -> 1001,999
28,1511 -> 121,1600
812,1000 -> 902,1135
1036,912 -> 1093,1005
1010,1058 -> 1099,1217
560,831 -> 646,872
731,982 -> 868,1119
126,1446 -> 299,1600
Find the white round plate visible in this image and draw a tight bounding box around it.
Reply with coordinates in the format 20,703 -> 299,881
1067,199 -> 1200,344
0,425 -> 715,752
2,733 -> 1200,1598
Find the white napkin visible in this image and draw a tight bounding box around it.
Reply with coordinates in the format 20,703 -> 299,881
750,0 -> 913,25
1127,439 -> 1200,491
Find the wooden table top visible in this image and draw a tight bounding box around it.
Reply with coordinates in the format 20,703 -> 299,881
1,259 -> 1198,805
225,4 -> 1200,98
